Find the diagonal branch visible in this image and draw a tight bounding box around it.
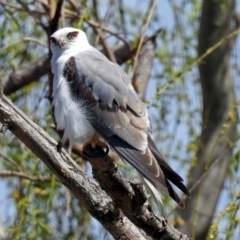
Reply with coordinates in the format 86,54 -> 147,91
0,170 -> 52,182
2,55 -> 49,95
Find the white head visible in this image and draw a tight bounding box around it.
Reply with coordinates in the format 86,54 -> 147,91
50,27 -> 90,54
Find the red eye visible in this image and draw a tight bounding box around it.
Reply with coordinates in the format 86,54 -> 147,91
67,31 -> 79,39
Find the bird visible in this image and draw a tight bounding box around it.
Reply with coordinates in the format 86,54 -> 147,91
50,27 -> 190,207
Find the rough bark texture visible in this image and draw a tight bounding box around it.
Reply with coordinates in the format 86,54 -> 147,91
178,0 -> 237,239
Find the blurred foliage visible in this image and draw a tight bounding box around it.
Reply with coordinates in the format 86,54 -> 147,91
0,0 -> 239,239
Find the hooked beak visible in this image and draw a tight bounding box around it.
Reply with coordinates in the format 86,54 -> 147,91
57,39 -> 65,49
50,36 -> 65,49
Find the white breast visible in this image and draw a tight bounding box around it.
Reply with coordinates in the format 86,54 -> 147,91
51,53 -> 95,148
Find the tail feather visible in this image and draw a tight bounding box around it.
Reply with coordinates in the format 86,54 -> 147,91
148,135 -> 190,198
105,135 -> 188,207
139,175 -> 163,204
94,123 -> 190,207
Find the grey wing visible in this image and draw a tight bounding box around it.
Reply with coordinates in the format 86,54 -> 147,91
74,51 -> 149,150
64,52 -> 189,207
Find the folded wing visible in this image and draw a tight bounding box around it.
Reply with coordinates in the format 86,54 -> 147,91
63,51 -> 190,207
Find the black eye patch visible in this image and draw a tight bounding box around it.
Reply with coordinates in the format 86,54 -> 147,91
50,37 -> 57,44
67,31 -> 79,39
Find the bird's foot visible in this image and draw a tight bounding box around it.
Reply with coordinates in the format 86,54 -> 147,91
82,140 -> 109,157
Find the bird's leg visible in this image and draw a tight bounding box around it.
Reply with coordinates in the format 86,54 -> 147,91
82,132 -> 107,151
57,140 -> 63,152
82,132 -> 109,157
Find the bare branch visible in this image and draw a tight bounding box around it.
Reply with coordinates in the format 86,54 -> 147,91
68,0 -> 81,14
49,0 -> 64,33
48,0 -> 56,20
178,1 -> 238,238
2,55 -> 49,95
0,37 -> 48,52
0,170 -> 51,182
131,0 -> 157,79
0,0 -> 23,10
0,152 -> 22,171
86,20 -> 131,47
92,27 -> 117,63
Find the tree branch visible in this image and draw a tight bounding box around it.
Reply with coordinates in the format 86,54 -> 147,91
0,170 -> 52,182
2,55 -> 49,95
131,0 -> 157,79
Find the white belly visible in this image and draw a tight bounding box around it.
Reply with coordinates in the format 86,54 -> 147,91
52,74 -> 95,148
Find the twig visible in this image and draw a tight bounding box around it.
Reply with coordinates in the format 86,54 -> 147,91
151,27 -> 240,96
167,146 -> 234,219
0,170 -> 51,182
131,0 -> 157,79
0,37 -> 48,52
189,147 -> 231,194
93,28 -> 117,63
0,78 -> 3,99
16,0 -> 48,30
68,0 -> 81,14
0,0 -> 23,10
92,0 -> 99,21
86,20 -> 131,47
0,152 -> 22,171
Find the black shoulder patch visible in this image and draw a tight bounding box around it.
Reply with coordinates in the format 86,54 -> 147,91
63,57 -> 96,103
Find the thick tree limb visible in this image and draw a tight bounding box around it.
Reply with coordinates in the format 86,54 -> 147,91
2,55 -> 49,95
178,0 -> 238,239
0,90 -> 190,239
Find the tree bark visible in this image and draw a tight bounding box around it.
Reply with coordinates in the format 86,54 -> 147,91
178,0 -> 237,239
